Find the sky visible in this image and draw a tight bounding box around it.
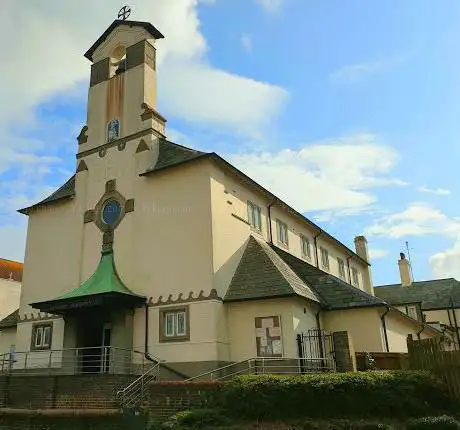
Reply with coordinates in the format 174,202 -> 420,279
1,0 -> 460,286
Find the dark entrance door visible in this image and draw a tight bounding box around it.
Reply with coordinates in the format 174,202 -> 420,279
77,312 -> 111,374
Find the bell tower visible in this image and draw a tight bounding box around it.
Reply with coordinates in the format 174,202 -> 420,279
77,12 -> 166,155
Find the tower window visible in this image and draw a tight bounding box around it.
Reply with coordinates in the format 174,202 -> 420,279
107,119 -> 120,142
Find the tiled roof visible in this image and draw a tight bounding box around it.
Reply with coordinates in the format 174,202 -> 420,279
145,139 -> 208,172
375,278 -> 460,310
18,176 -> 76,215
225,236 -> 385,310
20,140 -> 207,215
0,309 -> 19,329
0,258 -> 23,282
224,236 -> 320,303
272,246 -> 386,310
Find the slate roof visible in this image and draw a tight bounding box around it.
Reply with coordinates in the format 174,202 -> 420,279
0,309 -> 19,329
224,236 -> 320,303
225,236 -> 386,310
375,278 -> 460,311
84,20 -> 165,61
18,176 -> 76,215
0,258 -> 23,282
142,139 -> 208,173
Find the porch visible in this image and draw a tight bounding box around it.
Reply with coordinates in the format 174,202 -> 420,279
0,346 -> 155,376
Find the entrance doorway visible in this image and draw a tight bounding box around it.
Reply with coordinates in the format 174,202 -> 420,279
77,313 -> 112,374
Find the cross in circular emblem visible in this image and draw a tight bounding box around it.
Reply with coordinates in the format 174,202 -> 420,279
118,5 -> 132,21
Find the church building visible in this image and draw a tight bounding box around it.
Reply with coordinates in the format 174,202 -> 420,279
1,17 -> 444,378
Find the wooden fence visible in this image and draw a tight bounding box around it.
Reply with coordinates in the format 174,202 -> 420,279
407,334 -> 460,399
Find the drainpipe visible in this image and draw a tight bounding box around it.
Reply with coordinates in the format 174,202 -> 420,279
380,306 -> 390,352
267,200 -> 276,245
416,324 -> 424,341
144,304 -> 155,363
346,256 -> 352,284
316,309 -> 325,370
450,298 -> 460,349
313,232 -> 322,268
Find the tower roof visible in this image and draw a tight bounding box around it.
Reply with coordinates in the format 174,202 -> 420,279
84,19 -> 165,61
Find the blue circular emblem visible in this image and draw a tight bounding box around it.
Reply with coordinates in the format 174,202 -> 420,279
102,199 -> 122,226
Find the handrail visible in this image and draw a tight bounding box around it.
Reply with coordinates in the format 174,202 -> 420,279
185,356 -> 336,382
185,358 -> 257,381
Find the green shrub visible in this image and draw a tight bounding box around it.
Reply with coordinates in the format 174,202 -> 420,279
220,371 -> 453,421
161,409 -> 230,429
406,415 -> 460,429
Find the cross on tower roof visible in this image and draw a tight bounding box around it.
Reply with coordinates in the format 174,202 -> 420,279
117,5 -> 131,21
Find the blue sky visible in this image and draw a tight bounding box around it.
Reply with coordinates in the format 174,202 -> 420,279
2,0 -> 460,286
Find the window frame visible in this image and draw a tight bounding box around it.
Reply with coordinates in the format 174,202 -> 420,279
320,247 -> 330,271
351,267 -> 360,287
159,306 -> 190,343
276,219 -> 289,246
31,323 -> 53,351
300,235 -> 311,259
337,258 -> 346,280
247,201 -> 262,232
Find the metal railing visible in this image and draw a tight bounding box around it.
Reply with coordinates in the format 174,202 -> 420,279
116,359 -> 161,409
0,346 -> 152,376
186,357 -> 336,382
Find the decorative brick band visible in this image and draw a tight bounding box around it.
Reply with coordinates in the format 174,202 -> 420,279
19,313 -> 61,323
148,289 -> 222,307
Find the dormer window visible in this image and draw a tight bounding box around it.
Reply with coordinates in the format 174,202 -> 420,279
107,119 -> 120,142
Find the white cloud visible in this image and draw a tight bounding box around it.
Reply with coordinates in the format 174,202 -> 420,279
254,0 -> 284,12
330,57 -> 405,84
0,224 -> 27,263
241,34 -> 253,52
418,186 -> 451,196
365,203 -> 460,239
227,133 -> 405,215
430,238 -> 460,279
369,248 -> 388,260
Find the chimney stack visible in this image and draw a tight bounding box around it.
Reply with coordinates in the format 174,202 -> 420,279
354,236 -> 374,296
398,252 -> 413,287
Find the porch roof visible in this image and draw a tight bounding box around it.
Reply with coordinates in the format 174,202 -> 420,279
31,251 -> 145,314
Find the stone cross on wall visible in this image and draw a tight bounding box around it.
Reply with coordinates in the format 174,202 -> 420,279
83,179 -> 135,252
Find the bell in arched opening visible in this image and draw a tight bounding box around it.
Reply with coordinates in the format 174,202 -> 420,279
115,58 -> 126,75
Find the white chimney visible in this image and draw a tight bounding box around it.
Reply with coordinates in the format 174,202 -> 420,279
398,252 -> 413,287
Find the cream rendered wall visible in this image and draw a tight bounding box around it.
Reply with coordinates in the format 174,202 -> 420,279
226,298 -> 318,361
209,165 -> 367,297
0,327 -> 16,354
0,278 -> 21,321
323,308 -> 385,352
292,299 -> 320,335
19,199 -> 84,319
132,300 -> 229,363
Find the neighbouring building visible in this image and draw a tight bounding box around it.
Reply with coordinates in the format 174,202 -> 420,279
375,253 -> 460,350
0,258 -> 22,355
0,17 -> 442,378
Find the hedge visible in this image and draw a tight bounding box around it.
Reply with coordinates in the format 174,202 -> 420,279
219,371 -> 454,420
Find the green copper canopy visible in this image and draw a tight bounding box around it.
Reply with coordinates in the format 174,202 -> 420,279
31,251 -> 145,314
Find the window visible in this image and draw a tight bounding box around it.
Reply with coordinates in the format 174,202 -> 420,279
160,307 -> 189,342
320,247 -> 329,271
247,201 -> 262,231
276,220 -> 289,246
31,324 -> 53,351
338,258 -> 346,280
407,305 -> 418,320
301,236 -> 311,259
351,267 -> 359,287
